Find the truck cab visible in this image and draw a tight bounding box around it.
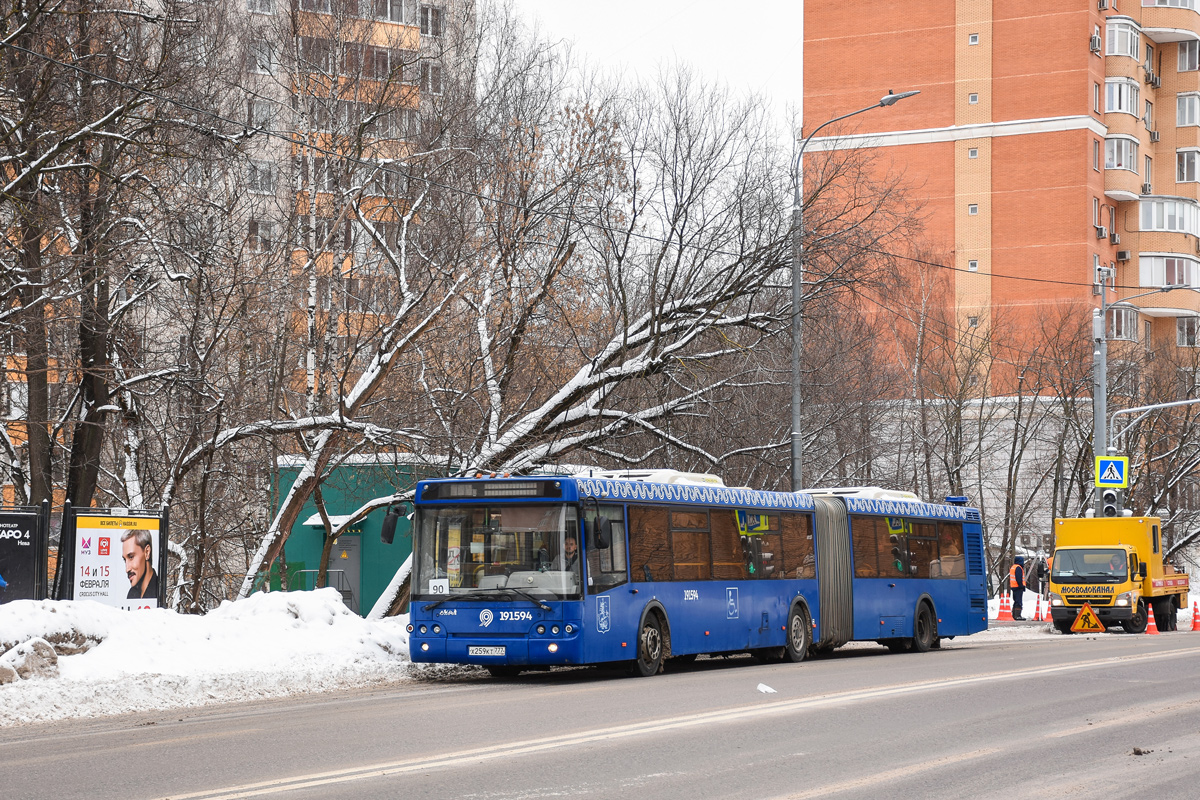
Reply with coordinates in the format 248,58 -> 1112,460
1047,517 -> 1189,634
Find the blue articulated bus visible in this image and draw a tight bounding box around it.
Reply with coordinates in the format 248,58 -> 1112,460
407,470 -> 988,677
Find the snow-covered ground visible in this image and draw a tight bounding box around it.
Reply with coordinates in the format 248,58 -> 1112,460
0,588 -> 1179,728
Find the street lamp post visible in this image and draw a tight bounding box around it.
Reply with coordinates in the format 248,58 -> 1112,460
1092,275 -> 1187,513
791,90 -> 919,491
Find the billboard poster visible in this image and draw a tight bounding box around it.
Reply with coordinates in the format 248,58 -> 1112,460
73,514 -> 161,609
0,510 -> 42,604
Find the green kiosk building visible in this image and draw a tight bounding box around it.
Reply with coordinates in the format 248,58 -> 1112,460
272,455 -> 433,616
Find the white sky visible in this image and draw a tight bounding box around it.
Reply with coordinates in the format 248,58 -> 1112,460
511,1 -> 805,116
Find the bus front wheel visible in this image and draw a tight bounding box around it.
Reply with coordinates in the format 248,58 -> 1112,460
630,615 -> 665,677
784,606 -> 810,663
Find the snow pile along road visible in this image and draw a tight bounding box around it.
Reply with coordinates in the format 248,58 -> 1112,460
0,588 -> 411,727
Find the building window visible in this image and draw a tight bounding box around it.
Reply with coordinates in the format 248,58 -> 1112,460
1145,100 -> 1153,129
968,93 -> 979,105
967,316 -> 979,328
248,220 -> 274,253
1141,198 -> 1200,234
1105,137 -> 1139,171
247,40 -> 273,75
968,33 -> 979,45
968,259 -> 979,272
1146,155 -> 1153,184
1179,150 -> 1200,182
1140,255 -> 1200,287
968,147 -> 978,158
968,204 -> 978,215
1178,316 -> 1200,347
1179,93 -> 1200,126
372,0 -> 405,22
1106,78 -> 1141,115
300,0 -> 331,11
1094,139 -> 1101,171
248,98 -> 272,129
247,0 -> 273,12
420,5 -> 443,36
248,160 -> 275,194
1181,39 -> 1200,72
1094,197 -> 1101,225
1106,22 -> 1140,59
1095,82 -> 1101,114
421,61 -> 443,95
1145,320 -> 1154,350
1109,306 -> 1139,341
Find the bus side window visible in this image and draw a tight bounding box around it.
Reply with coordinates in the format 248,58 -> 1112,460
711,512 -> 748,580
850,515 -> 881,577
934,522 -> 965,578
629,506 -> 672,581
670,510 -> 712,581
909,522 -> 937,579
586,504 -> 628,590
781,512 -> 814,579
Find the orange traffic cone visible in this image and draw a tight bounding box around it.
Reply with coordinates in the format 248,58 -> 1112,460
1191,601 -> 1200,632
1035,596 -> 1045,622
1146,604 -> 1160,635
997,591 -> 1013,621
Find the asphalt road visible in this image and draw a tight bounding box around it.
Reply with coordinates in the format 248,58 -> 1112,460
4,631 -> 1200,800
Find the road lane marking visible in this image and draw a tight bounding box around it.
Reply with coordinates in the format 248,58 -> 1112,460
159,646 -> 1200,800
1046,697 -> 1200,738
778,748 -> 1002,800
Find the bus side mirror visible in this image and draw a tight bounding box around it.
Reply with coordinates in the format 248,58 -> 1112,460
593,516 -> 612,549
381,509 -> 399,544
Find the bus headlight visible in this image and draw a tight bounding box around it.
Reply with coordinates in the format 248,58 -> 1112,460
1050,593 -> 1064,607
536,625 -> 546,634
421,643 -> 429,651
432,624 -> 441,633
565,624 -> 573,633
419,625 -> 427,634
548,643 -> 559,653
551,625 -> 560,634
1115,592 -> 1133,607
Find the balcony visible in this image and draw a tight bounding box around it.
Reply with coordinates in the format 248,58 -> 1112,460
1141,4 -> 1200,44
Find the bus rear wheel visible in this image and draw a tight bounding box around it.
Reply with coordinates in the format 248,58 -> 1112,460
784,606 -> 810,663
912,604 -> 935,653
630,615 -> 664,677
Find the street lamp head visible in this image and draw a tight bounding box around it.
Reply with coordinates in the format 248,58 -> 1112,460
879,89 -> 920,107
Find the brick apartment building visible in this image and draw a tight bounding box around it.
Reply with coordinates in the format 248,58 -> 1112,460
805,0 -> 1200,349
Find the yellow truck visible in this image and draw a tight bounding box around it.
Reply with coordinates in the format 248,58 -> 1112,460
1048,516 -> 1190,634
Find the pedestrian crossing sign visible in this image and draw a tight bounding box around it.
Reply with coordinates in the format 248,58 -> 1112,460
1094,456 -> 1129,488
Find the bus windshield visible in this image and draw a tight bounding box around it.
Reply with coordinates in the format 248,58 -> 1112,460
1051,549 -> 1128,583
413,504 -> 582,600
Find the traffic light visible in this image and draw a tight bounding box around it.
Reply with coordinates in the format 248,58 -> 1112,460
890,533 -> 908,575
1101,488 -> 1122,517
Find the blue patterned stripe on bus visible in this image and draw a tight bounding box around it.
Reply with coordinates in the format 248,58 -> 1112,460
575,479 -> 817,511
842,497 -> 973,520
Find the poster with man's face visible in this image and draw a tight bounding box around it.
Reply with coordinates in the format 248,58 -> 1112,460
74,515 -> 160,609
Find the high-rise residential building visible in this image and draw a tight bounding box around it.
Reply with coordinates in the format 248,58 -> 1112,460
805,1 -> 1200,351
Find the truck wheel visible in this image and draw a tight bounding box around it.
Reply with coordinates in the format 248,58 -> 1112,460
1123,600 -> 1148,634
629,614 -> 664,677
1152,598 -> 1177,631
784,606 -> 810,662
911,604 -> 936,653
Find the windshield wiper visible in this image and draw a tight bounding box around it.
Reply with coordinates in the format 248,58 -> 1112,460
498,587 -> 552,611
422,587 -> 552,612
422,589 -> 501,611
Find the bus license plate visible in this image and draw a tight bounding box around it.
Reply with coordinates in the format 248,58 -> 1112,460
469,646 -> 506,657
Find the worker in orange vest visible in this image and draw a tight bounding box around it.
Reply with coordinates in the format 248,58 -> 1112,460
1009,555 -> 1025,620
